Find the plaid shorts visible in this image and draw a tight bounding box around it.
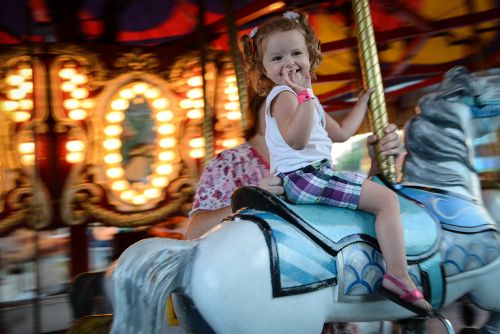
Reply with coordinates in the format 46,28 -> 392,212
278,160 -> 365,210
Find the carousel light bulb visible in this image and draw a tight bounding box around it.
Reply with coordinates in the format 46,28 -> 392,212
226,111 -> 242,120
2,100 -> 19,112
111,180 -> 128,191
151,176 -> 168,188
144,187 -> 161,199
225,76 -> 236,83
106,111 -> 125,123
179,99 -> 193,109
6,74 -> 24,86
18,142 -> 35,154
145,88 -> 160,99
106,167 -> 124,178
132,194 -> 147,205
66,152 -> 84,163
66,139 -> 85,152
120,190 -> 135,201
71,74 -> 88,85
18,99 -> 33,110
21,154 -> 35,166
111,99 -> 129,111
132,82 -> 148,95
12,111 -> 31,122
69,109 -> 88,120
71,88 -> 89,99
187,76 -> 203,87
188,137 -> 205,148
158,151 -> 175,162
59,68 -> 77,79
156,110 -> 174,122
158,124 -> 175,135
20,82 -> 33,93
222,138 -> 239,148
224,85 -> 238,95
186,109 -> 203,119
103,138 -> 122,150
227,94 -> 239,101
19,68 -> 33,79
192,99 -> 204,109
61,82 -> 76,92
187,88 -> 203,99
119,88 -> 134,99
7,89 -> 26,100
156,164 -> 174,175
152,98 -> 168,109
224,102 -> 239,111
104,125 -> 123,136
159,138 -> 176,148
104,153 -> 123,164
189,148 -> 205,159
81,99 -> 95,109
64,99 -> 80,110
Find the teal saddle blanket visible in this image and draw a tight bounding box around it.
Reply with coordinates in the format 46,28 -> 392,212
231,177 -> 441,297
397,185 -> 497,233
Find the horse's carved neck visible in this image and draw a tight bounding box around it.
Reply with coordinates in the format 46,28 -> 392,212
402,67 -> 500,205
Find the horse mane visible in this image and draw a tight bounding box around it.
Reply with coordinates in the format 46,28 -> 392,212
402,67 -> 479,192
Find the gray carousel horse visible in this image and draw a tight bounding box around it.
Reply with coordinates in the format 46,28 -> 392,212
108,67 -> 499,334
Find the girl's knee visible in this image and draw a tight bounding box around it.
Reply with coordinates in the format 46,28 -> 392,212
359,183 -> 399,213
380,188 -> 400,210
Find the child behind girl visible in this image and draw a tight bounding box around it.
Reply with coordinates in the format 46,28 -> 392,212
240,10 -> 432,317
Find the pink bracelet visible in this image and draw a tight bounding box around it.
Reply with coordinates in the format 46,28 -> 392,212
297,89 -> 313,104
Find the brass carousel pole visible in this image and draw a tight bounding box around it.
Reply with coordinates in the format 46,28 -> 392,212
352,0 -> 396,183
197,0 -> 214,165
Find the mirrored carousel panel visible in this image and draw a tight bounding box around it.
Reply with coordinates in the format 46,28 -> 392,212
0,45 -> 248,232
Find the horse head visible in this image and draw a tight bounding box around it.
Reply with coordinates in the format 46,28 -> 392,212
402,66 -> 500,202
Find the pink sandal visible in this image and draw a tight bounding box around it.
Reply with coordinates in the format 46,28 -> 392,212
378,273 -> 433,317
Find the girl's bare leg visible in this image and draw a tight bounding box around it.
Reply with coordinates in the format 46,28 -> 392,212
357,180 -> 432,312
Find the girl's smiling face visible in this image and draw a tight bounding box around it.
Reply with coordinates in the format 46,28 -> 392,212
261,29 -> 310,87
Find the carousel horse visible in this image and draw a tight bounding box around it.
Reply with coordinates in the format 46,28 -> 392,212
108,67 -> 500,334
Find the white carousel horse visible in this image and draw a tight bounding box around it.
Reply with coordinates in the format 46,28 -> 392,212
108,67 -> 500,334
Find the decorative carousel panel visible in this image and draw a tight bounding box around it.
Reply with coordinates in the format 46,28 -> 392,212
0,51 -> 51,235
62,70 -> 194,227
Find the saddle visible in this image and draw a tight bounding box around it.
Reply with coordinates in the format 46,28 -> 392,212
232,177 -> 440,259
230,176 -> 444,305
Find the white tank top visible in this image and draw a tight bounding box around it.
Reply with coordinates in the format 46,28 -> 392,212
265,85 -> 332,174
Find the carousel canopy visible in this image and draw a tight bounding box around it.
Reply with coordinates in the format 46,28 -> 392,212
0,0 -> 499,106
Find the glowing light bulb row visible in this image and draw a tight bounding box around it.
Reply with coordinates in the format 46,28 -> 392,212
104,82 -> 177,205
17,141 -> 35,166
65,139 -> 85,163
181,75 -> 204,121
188,136 -> 205,159
58,64 -> 92,121
2,65 -> 34,123
215,73 -> 244,151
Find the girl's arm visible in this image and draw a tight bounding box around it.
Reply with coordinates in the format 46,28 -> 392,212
272,90 -> 315,149
325,89 -> 373,142
272,67 -> 315,150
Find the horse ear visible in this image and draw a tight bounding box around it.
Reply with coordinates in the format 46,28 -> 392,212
438,88 -> 467,102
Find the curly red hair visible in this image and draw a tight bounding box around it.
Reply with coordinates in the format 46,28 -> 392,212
239,11 -> 323,97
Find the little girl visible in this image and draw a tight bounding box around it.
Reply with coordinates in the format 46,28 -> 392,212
240,11 -> 432,316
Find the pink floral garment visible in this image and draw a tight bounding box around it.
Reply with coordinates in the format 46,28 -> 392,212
191,142 -> 270,215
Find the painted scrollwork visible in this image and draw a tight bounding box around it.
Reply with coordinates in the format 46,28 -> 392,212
0,51 -> 51,235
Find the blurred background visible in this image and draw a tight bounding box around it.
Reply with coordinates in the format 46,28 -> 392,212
0,0 -> 498,333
